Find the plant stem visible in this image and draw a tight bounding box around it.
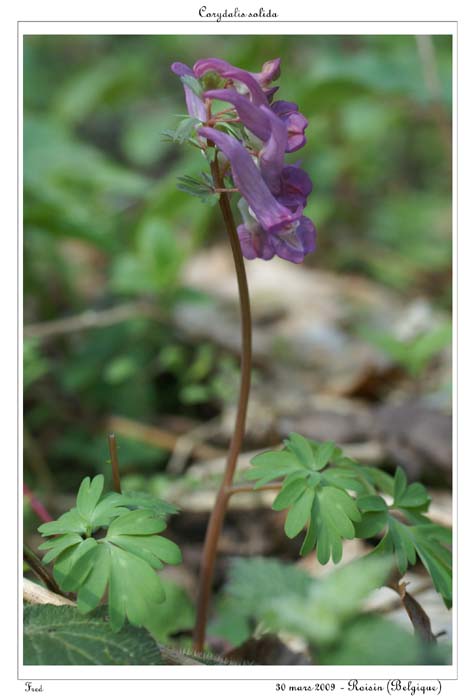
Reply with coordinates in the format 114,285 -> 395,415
193,156 -> 253,652
23,544 -> 63,595
108,433 -> 122,494
23,483 -> 53,523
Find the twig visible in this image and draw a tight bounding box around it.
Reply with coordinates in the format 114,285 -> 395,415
23,545 -> 63,595
107,414 -> 223,461
388,581 -> 437,644
369,579 -> 433,615
23,483 -> 53,523
23,301 -> 161,340
167,416 -> 223,474
107,433 -> 122,494
23,578 -> 75,607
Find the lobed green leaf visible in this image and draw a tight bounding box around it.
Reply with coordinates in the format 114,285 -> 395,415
284,488 -> 315,538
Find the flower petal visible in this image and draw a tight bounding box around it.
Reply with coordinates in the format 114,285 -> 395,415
271,100 -> 308,153
238,223 -> 275,260
272,216 -> 317,263
278,165 -> 313,210
251,58 -> 281,86
194,58 -> 268,106
204,89 -> 270,141
171,62 -> 207,121
258,106 -> 288,194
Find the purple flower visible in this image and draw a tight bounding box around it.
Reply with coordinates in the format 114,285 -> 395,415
203,89 -> 271,141
270,100 -> 308,153
251,58 -> 281,87
171,57 -> 317,264
277,165 -> 313,211
193,58 -> 268,106
238,197 -> 316,264
257,106 -> 288,194
171,62 -> 207,121
272,216 -> 316,263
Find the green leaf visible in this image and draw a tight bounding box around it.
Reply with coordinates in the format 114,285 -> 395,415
108,534 -> 182,567
208,595 -> 252,647
393,466 -> 408,504
176,174 -> 219,205
286,432 -> 315,466
76,475 -> 105,522
77,545 -> 111,614
249,448 -> 303,470
360,466 -> 395,495
284,488 -> 315,538
314,486 -> 361,564
244,449 -> 302,487
300,499 -> 319,556
356,495 -> 388,512
144,579 -> 194,643
89,495 -> 130,529
38,509 -> 87,536
106,509 -> 166,537
272,477 -> 308,511
411,528 -> 452,607
180,74 -> 203,97
262,556 -> 393,645
53,542 -> 86,591
24,605 -> 169,665
224,557 -> 312,617
354,510 -> 388,538
320,614 -> 450,665
38,479 -> 183,635
108,545 -> 165,632
115,491 -> 179,517
398,482 -> 431,509
315,441 -> 338,470
38,533 -> 83,564
322,467 -> 369,494
61,538 -> 99,592
388,517 -> 417,573
175,116 -> 202,143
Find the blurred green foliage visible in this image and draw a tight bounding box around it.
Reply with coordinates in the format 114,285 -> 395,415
23,35 -> 452,492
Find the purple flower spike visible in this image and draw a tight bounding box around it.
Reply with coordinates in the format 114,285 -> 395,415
204,89 -> 271,141
171,62 -> 207,121
172,56 -> 316,264
270,100 -> 308,153
199,126 -> 300,234
193,58 -> 268,106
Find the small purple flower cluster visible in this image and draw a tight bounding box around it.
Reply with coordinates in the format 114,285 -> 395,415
171,58 -> 316,264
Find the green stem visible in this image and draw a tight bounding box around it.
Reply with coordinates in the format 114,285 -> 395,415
193,156 -> 253,652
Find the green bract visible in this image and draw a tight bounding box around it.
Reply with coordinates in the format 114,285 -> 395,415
38,475 -> 182,634
244,436 -> 452,607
